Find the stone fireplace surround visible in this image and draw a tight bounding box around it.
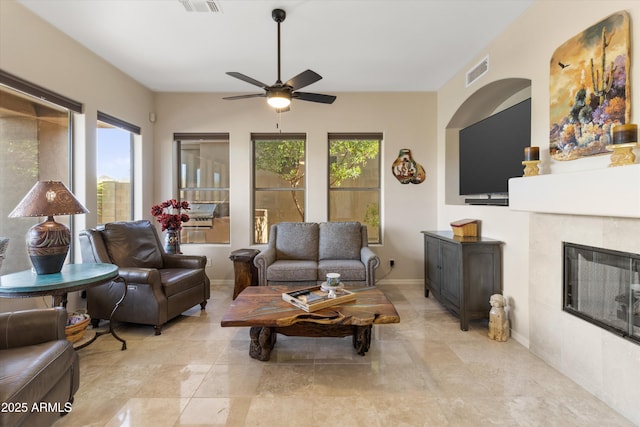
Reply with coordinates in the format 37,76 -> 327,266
509,164 -> 640,424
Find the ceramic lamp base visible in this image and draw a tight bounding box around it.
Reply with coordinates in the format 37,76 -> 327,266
27,216 -> 70,275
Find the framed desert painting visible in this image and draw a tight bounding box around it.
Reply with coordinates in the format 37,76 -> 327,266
549,11 -> 630,161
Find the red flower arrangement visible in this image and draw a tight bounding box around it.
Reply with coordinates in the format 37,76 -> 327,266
150,199 -> 190,231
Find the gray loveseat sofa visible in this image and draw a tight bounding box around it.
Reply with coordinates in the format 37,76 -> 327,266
253,222 -> 379,287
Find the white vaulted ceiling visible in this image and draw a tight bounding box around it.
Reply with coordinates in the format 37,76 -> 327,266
16,0 -> 533,93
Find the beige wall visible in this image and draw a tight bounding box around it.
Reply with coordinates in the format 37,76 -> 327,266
155,92 -> 437,284
3,0 -> 640,420
0,1 -> 155,310
0,0 -> 155,226
1,1 -> 437,300
437,1 -> 640,423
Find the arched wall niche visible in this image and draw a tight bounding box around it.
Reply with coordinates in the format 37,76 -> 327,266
445,78 -> 532,205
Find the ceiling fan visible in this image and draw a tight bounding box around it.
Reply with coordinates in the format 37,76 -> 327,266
223,8 -> 336,112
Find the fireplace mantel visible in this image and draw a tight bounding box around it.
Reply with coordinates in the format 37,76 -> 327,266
509,164 -> 640,218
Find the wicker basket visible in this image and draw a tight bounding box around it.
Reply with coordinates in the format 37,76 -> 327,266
65,311 -> 90,343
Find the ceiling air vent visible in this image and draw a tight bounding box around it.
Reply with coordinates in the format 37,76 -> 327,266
178,0 -> 221,13
466,55 -> 489,87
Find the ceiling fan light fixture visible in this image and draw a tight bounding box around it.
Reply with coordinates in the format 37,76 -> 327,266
267,90 -> 291,109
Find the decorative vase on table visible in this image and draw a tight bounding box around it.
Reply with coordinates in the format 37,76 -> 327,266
151,199 -> 190,255
164,228 -> 181,254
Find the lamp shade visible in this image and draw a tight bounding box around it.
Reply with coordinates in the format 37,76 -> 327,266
8,181 -> 88,274
9,180 -> 88,218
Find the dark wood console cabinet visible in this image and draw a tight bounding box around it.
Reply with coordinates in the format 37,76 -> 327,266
421,231 -> 503,330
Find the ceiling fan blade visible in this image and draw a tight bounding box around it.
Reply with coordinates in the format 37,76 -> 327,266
284,70 -> 322,91
226,72 -> 269,89
222,93 -> 265,100
293,91 -> 337,104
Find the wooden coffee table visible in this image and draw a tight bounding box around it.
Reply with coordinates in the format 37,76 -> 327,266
220,285 -> 400,361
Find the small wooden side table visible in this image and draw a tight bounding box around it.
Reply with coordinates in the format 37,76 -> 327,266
229,248 -> 260,299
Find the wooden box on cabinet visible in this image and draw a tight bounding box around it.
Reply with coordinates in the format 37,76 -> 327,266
421,230 -> 503,330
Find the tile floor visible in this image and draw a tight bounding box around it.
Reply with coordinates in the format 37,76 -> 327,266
55,283 -> 633,426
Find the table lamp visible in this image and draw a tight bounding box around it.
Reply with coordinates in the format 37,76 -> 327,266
8,181 -> 88,275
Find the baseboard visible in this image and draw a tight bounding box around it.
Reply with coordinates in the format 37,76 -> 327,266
375,278 -> 423,286
509,329 -> 529,348
209,279 -> 423,287
209,279 -> 234,286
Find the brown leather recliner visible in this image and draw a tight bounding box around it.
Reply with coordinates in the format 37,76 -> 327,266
0,307 -> 79,427
79,220 -> 210,335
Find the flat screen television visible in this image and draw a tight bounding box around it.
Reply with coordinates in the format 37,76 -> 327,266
459,98 -> 531,205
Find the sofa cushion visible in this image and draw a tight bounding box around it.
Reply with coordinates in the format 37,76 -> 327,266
319,222 -> 362,260
275,222 -> 319,261
318,259 -> 366,282
267,260 -> 318,282
101,220 -> 163,269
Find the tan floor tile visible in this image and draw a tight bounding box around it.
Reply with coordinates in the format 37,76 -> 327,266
194,364 -> 263,397
137,364 -> 212,398
104,398 -> 189,427
50,283 -> 634,427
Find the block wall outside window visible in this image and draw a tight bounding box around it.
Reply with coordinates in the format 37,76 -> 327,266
328,133 -> 381,244
97,114 -> 137,225
252,133 -> 306,244
0,84 -> 72,274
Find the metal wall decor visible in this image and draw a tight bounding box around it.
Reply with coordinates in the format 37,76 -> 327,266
391,149 -> 425,184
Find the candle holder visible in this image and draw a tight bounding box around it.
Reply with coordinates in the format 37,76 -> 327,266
606,143 -> 637,167
522,160 -> 540,177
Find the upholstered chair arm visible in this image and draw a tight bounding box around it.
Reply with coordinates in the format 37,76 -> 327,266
254,247 -> 276,286
79,229 -> 112,263
162,254 -> 207,269
0,307 -> 66,349
118,267 -> 162,288
116,267 -> 167,313
360,247 -> 380,286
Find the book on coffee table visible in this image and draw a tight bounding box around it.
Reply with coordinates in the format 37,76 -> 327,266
282,286 -> 356,312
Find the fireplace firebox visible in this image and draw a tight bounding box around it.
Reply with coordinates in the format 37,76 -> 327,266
563,242 -> 640,344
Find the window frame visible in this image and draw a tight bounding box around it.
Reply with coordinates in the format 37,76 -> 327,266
252,133 -> 306,244
0,70 -> 82,272
328,133 -> 382,244
175,133 -> 230,245
96,111 -> 138,224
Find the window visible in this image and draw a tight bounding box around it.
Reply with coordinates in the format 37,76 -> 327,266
328,133 -> 381,244
252,133 -> 306,244
176,133 -> 230,244
97,112 -> 138,224
0,71 -> 81,274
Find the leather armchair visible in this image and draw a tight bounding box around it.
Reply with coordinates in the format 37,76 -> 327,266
79,220 -> 210,335
0,307 -> 79,427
